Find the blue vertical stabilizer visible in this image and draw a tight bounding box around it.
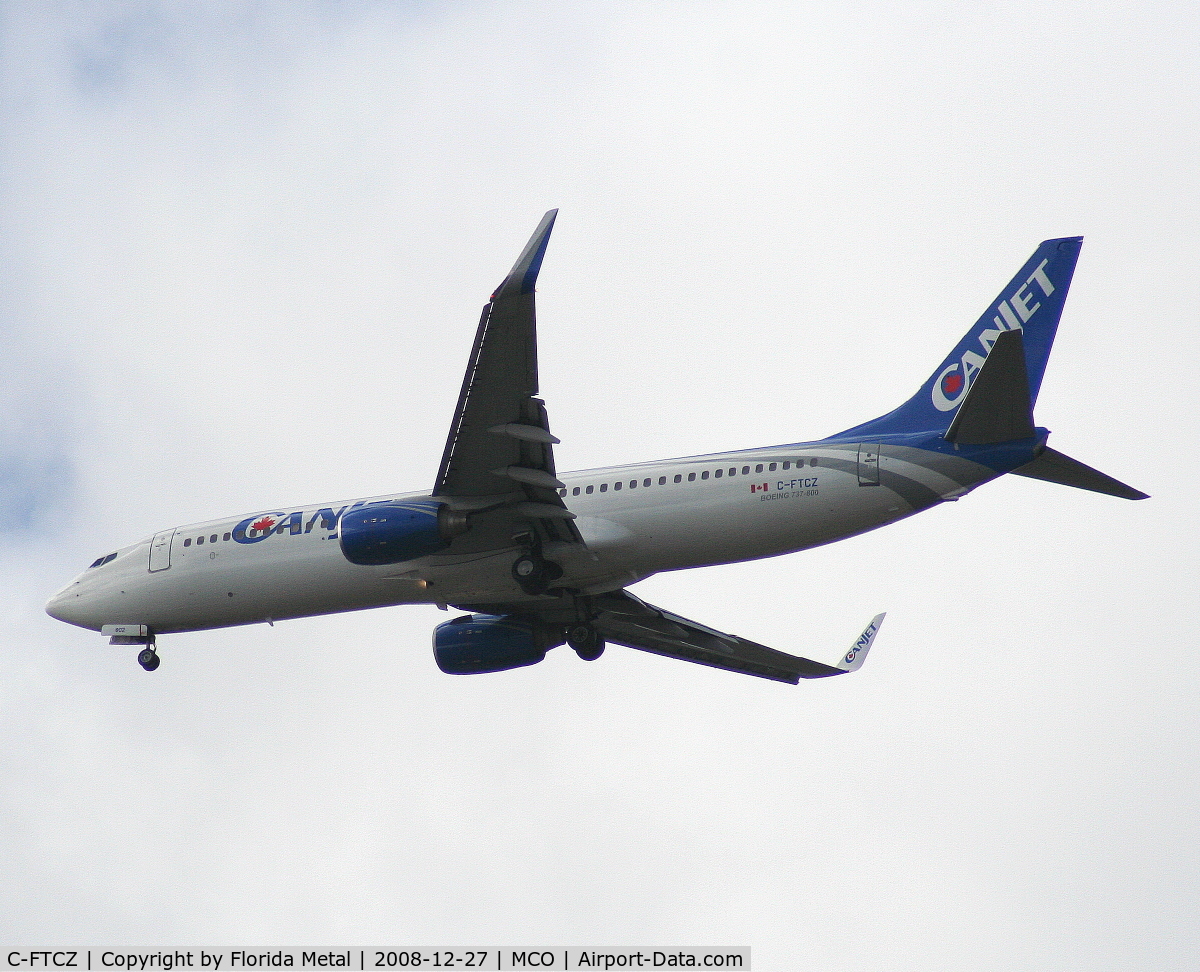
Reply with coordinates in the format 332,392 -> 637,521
835,237 -> 1082,438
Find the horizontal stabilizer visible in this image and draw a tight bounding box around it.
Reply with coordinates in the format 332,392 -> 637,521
1011,447 -> 1148,500
589,592 -> 883,683
944,328 -> 1035,445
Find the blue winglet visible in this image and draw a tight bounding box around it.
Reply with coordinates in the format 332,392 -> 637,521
493,209 -> 558,299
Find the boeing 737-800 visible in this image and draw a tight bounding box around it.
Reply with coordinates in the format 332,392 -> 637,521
46,212 -> 1146,681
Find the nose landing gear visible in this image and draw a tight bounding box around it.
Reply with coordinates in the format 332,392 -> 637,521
104,625 -> 160,671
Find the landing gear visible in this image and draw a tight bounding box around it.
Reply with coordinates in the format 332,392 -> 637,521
567,624 -> 605,661
512,551 -> 563,596
137,646 -> 160,671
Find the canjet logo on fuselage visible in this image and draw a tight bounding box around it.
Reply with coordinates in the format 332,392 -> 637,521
931,257 -> 1056,412
230,497 -> 415,544
231,507 -> 346,543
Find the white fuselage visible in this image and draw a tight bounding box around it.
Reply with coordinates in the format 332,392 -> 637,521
46,437 -> 994,635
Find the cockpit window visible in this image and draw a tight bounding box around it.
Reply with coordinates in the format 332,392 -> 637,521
89,552 -> 117,568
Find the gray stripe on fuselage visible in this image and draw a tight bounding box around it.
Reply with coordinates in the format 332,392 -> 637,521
819,442 -> 995,511
818,449 -> 941,511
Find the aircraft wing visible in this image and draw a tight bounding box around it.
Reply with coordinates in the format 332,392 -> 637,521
433,210 -> 582,553
589,590 -> 885,684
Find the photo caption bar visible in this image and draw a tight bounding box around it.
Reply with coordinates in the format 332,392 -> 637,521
1,950 -> 749,971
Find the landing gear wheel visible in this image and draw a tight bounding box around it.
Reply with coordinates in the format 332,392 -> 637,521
513,554 -> 540,581
512,553 -> 563,596
137,647 -> 161,672
567,624 -> 605,661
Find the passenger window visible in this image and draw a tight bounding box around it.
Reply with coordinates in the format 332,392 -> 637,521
688,473 -> 696,482
644,479 -> 652,488
742,466 -> 750,475
783,461 -> 790,470
714,469 -> 723,478
811,458 -> 818,467
674,474 -> 682,483
701,471 -> 709,480
572,487 -> 581,496
755,464 -> 763,473
600,484 -> 608,492
197,536 -> 205,545
729,467 -> 736,476
586,485 -> 594,494
210,534 -> 217,543
559,488 -> 567,497
184,538 -> 192,547
658,477 -> 666,485
769,462 -> 777,471
628,480 -> 636,489
223,533 -> 231,541
614,482 -> 622,490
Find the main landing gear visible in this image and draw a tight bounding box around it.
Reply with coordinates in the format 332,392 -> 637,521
567,623 -> 605,661
511,550 -> 563,596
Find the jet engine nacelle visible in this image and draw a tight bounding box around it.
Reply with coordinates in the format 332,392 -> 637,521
339,499 -> 467,566
433,614 -> 563,674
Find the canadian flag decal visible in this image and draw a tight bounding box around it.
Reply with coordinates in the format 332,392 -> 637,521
750,483 -> 769,493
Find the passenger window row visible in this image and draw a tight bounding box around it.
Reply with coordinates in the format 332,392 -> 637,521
558,459 -> 813,497
100,457 -> 819,562
182,532 -> 231,548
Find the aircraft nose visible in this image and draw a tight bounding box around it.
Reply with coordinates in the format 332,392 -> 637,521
46,587 -> 102,631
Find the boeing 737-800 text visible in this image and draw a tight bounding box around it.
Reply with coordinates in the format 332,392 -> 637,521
46,212 -> 1146,681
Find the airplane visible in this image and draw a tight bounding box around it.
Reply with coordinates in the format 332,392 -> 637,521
46,211 -> 1147,682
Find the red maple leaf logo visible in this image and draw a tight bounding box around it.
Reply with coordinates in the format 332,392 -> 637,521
251,516 -> 277,534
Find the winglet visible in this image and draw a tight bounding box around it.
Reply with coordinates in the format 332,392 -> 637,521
493,209 -> 558,299
836,613 -> 886,673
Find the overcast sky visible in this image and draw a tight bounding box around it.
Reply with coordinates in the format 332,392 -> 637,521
3,2 -> 1199,968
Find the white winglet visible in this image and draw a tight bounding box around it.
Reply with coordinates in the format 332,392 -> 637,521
836,613 -> 886,672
